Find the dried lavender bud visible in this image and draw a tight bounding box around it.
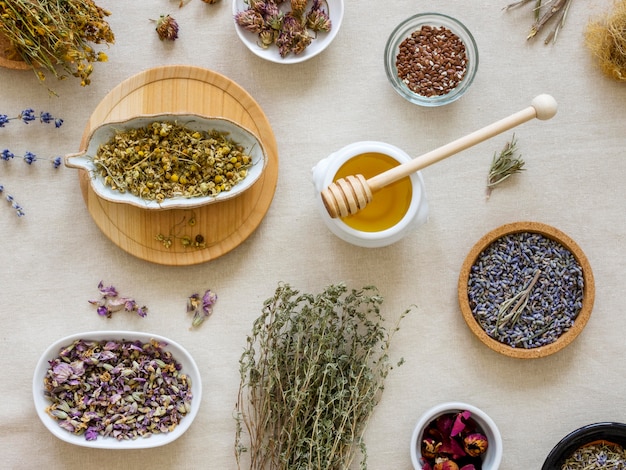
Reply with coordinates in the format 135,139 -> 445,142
156,14 -> 179,41
43,338 -> 193,441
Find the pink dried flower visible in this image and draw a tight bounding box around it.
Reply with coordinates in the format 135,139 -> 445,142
89,281 -> 148,318
156,14 -> 179,41
188,289 -> 218,328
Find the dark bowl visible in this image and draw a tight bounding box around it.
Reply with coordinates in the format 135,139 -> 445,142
542,422 -> 626,469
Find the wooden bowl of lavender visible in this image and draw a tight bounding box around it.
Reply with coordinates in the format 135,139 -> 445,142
458,221 -> 594,359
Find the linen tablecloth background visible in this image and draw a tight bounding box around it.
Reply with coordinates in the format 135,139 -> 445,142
1,1 -> 624,468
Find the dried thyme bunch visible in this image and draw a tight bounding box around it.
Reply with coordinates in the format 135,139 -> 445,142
235,283 -> 411,470
93,121 -> 253,203
0,0 -> 114,87
505,0 -> 574,44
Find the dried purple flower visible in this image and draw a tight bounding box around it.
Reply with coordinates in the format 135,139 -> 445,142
1,188 -> 25,217
23,151 -> 37,165
156,14 -> 179,41
89,281 -> 148,318
19,108 -> 36,123
276,13 -> 312,57
187,289 -> 218,328
1,149 -> 14,160
0,109 -> 63,128
234,9 -> 265,34
307,0 -> 332,33
43,338 -> 193,441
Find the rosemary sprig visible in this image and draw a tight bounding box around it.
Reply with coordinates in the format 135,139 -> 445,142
234,283 -> 411,470
486,134 -> 525,199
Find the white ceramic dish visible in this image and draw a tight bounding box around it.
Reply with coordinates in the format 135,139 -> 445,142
232,0 -> 344,64
410,402 -> 502,470
65,114 -> 268,210
33,331 -> 202,449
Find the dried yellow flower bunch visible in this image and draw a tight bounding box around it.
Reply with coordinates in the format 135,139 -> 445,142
0,0 -> 115,86
586,0 -> 626,81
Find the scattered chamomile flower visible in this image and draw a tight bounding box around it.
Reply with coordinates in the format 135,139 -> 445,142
155,14 -> 179,41
89,281 -> 148,318
187,289 -> 218,328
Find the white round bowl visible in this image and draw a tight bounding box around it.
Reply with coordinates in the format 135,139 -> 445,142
410,402 -> 502,470
33,331 -> 202,449
232,0 -> 344,64
312,141 -> 429,248
65,114 -> 268,210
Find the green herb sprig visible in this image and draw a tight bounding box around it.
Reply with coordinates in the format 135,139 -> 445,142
235,283 -> 411,470
486,134 -> 525,199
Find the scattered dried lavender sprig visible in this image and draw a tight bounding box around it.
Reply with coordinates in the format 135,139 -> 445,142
43,338 -> 193,441
486,134 -> 525,199
1,149 -> 62,167
0,186 -> 24,217
0,109 -> 64,128
89,281 -> 148,318
0,109 -> 64,216
187,289 -> 218,328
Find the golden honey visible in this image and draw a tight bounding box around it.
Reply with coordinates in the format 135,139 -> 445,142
333,152 -> 413,232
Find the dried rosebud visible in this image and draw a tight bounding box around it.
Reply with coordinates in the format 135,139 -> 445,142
202,0 -> 220,3
464,433 -> 488,457
434,458 -> 459,470
422,438 -> 442,459
156,14 -> 179,41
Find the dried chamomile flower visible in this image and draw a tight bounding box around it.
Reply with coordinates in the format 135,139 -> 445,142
156,14 -> 179,41
187,289 -> 218,328
89,281 -> 148,318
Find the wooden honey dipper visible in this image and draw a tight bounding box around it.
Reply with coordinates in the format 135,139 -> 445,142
321,94 -> 558,219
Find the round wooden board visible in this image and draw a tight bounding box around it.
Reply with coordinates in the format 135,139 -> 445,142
76,65 -> 279,265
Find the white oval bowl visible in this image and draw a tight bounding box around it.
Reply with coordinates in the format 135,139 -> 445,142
33,331 -> 202,449
232,0 -> 344,64
410,402 -> 503,470
65,114 -> 268,210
